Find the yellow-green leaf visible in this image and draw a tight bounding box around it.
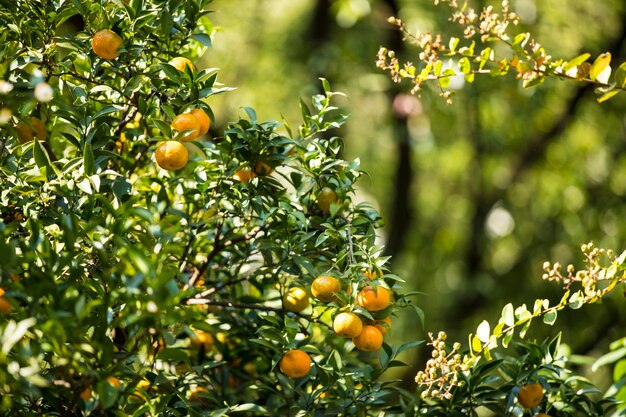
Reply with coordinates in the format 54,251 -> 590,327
590,52 -> 611,81
597,90 -> 620,103
563,53 -> 590,72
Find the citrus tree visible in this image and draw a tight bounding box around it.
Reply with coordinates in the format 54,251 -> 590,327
0,0 -> 422,415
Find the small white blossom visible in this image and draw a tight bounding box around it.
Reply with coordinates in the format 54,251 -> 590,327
34,82 -> 54,102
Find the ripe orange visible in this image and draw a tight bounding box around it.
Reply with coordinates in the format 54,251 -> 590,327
171,113 -> 201,142
279,349 -> 311,378
190,330 -> 214,351
0,297 -> 12,314
333,312 -> 363,338
517,383 -> 544,409
254,160 -> 274,176
91,29 -> 123,60
190,108 -> 210,136
283,287 -> 309,312
189,386 -> 209,402
311,275 -> 341,303
355,285 -> 391,312
16,117 -> 47,143
169,56 -> 194,72
155,140 -> 189,171
353,325 -> 384,352
0,289 -> 12,314
233,168 -> 256,183
317,187 -> 337,213
79,387 -> 92,400
374,317 -> 391,334
107,376 -> 121,389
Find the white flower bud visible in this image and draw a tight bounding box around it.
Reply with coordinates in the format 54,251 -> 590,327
35,82 -> 54,102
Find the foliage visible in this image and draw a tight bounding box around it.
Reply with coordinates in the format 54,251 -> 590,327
377,0 -> 626,102
0,0 -> 418,415
1,0 -> 626,416
377,0 -> 626,415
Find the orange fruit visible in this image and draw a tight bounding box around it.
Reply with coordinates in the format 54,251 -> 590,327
374,316 -> 391,334
311,275 -> 341,303
155,140 -> 189,171
169,57 -> 194,72
107,376 -> 121,389
79,387 -> 92,400
171,113 -> 201,142
91,29 -> 123,60
283,287 -> 309,312
254,160 -> 273,176
190,330 -> 214,351
316,187 -> 337,213
355,285 -> 391,312
233,168 -> 256,183
279,349 -> 311,378
352,325 -> 383,352
0,297 -> 12,314
333,312 -> 363,338
517,383 -> 544,409
189,386 -> 209,402
16,117 -> 47,143
190,108 -> 211,136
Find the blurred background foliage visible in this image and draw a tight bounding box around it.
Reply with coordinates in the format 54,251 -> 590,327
202,0 -> 626,389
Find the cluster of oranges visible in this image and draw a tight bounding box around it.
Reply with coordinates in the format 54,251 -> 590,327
278,272 -> 393,379
91,29 -> 211,172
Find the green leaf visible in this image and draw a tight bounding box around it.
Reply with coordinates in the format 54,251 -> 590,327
543,310 -> 557,326
33,140 -> 50,172
568,290 -> 584,309
97,379 -> 120,410
449,37 -> 459,52
590,52 -> 611,81
250,338 -> 279,352
94,105 -> 123,119
592,347 -> 626,372
230,404 -> 268,413
459,57 -> 471,75
502,303 -> 515,327
83,142 -> 94,175
615,62 -> 626,88
411,304 -> 425,328
522,75 -> 545,88
397,340 -> 424,354
192,33 -> 212,48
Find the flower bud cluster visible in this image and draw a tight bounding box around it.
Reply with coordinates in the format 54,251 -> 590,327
415,331 -> 471,400
542,242 -> 625,303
